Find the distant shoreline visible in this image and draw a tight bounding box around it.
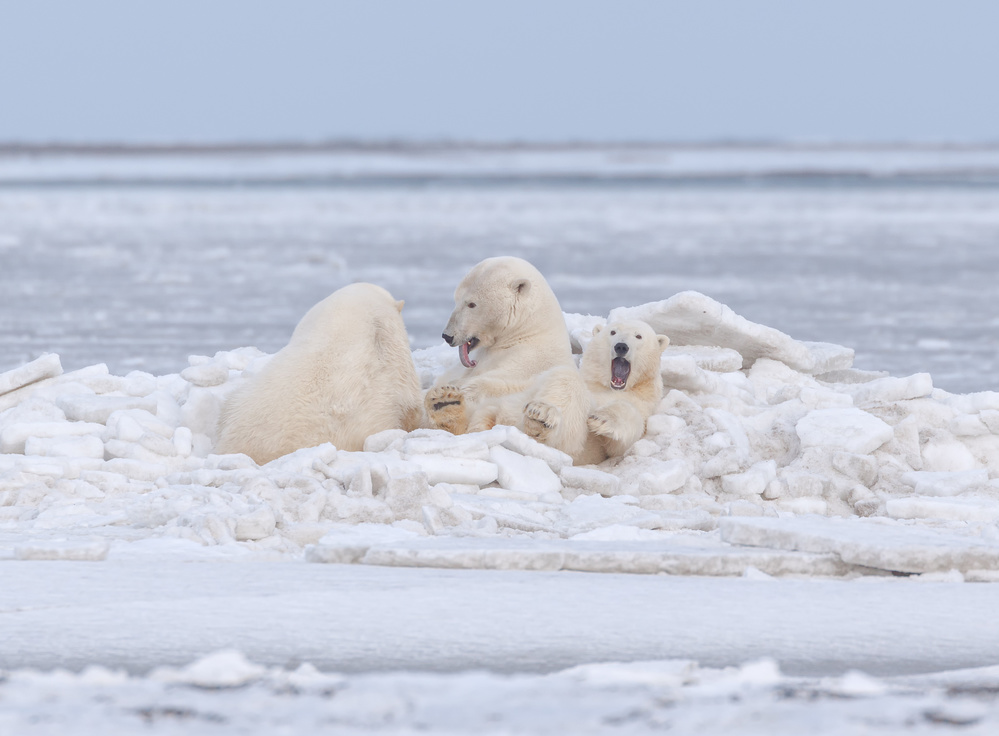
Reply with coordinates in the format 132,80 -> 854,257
3,140 -> 999,156
3,142 -> 998,188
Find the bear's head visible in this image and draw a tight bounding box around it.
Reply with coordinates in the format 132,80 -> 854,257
292,282 -> 404,343
442,256 -> 560,368
581,320 -> 669,391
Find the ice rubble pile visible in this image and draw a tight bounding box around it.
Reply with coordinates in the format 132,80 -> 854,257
2,291 -> 999,578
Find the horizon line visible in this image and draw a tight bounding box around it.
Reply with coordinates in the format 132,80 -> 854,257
4,138 -> 999,155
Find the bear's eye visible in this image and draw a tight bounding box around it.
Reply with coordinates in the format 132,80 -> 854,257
468,302 -> 476,309
610,330 -> 616,336
636,334 -> 643,339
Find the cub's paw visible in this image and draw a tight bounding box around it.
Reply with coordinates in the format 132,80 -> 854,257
425,385 -> 468,435
587,412 -> 622,441
524,401 -> 561,440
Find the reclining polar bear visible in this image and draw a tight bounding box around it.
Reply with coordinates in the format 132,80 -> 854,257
216,282 -> 422,464
425,256 -> 589,460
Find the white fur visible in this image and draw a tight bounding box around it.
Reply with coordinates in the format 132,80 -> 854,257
578,320 -> 669,464
425,257 -> 588,460
216,283 -> 422,464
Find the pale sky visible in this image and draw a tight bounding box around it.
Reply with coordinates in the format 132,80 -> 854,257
2,0 -> 997,143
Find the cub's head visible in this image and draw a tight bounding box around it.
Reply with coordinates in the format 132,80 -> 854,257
582,320 -> 669,391
441,257 -> 541,368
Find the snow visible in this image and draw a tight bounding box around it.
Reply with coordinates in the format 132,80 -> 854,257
5,561 -> 999,676
3,157 -> 999,732
4,653 -> 999,736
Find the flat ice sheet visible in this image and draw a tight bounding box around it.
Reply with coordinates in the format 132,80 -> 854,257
3,561 -> 999,678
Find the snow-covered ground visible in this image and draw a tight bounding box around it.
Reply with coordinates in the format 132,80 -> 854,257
2,147 -> 999,733
5,649 -> 999,735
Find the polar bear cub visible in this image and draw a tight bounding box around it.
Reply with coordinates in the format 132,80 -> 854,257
578,320 -> 669,464
425,256 -> 589,460
216,283 -> 422,464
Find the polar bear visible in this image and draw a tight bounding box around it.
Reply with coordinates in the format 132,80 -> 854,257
216,283 -> 422,464
425,256 -> 589,459
578,320 -> 669,464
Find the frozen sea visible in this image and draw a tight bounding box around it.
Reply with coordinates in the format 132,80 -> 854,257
3,144 -> 999,734
1,143 -> 997,394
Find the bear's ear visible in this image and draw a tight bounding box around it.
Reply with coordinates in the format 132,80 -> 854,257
395,300 -> 405,313
510,278 -> 531,296
591,324 -> 603,336
657,334 -> 670,351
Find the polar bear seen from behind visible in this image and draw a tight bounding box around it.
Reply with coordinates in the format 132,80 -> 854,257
578,319 -> 669,464
216,283 -> 422,464
425,256 -> 589,460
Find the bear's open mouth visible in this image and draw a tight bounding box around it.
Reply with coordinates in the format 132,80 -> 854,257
611,357 -> 630,390
459,337 -> 480,368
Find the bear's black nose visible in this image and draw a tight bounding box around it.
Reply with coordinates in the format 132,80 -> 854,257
614,342 -> 629,357
442,332 -> 455,346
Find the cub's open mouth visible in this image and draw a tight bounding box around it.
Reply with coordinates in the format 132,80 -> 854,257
459,337 -> 480,368
611,357 -> 630,390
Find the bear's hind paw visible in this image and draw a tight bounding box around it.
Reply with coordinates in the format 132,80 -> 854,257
427,385 -> 463,412
425,385 -> 469,434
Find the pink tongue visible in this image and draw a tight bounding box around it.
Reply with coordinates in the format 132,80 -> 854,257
459,341 -> 477,368
611,357 -> 630,386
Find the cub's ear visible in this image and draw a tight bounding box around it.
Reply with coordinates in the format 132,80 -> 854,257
511,278 -> 531,296
657,335 -> 670,351
591,324 -> 603,336
395,300 -> 405,313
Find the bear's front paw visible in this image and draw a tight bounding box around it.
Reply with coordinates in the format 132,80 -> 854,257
524,401 -> 560,441
587,412 -> 622,441
425,385 -> 468,435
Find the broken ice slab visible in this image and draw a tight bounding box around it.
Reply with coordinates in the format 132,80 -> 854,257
659,353 -> 755,400
844,373 -> 934,406
0,364 -> 115,414
405,455 -> 499,486
499,426 -> 573,473
661,345 -> 744,373
56,395 -> 158,425
561,465 -> 623,497
610,291 -> 854,373
24,434 -> 105,460
363,538 -> 566,571
0,421 -> 106,455
490,445 -> 561,495
0,353 -> 63,395
899,469 -> 989,497
14,536 -> 110,561
306,536 -> 854,577
886,495 -> 999,523
795,407 -> 894,455
719,515 -> 999,574
304,523 -> 424,564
